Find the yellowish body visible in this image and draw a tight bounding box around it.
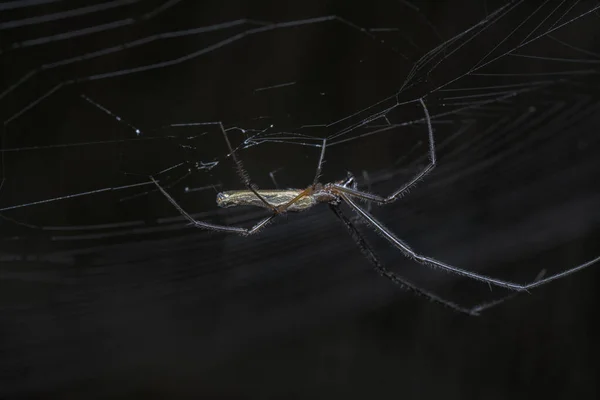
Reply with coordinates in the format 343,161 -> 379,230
216,189 -> 318,212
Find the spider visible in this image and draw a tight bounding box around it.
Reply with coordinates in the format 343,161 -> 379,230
151,98 -> 600,315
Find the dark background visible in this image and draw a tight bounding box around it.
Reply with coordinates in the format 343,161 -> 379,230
1,1 -> 599,398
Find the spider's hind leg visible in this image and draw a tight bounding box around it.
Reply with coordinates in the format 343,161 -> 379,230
219,123 -> 279,212
150,176 -> 277,235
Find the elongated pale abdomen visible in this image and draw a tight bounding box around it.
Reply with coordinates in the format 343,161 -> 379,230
216,189 -> 317,212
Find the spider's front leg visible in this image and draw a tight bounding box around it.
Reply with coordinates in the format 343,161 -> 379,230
339,191 -> 600,294
329,201 -> 479,316
333,98 -> 436,206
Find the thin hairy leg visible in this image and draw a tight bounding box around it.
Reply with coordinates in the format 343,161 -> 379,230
219,123 -> 279,212
151,177 -> 275,235
329,202 -> 479,316
313,138 -> 327,185
275,138 -> 328,212
153,124 -> 323,225
334,98 -> 436,205
340,193 -> 600,291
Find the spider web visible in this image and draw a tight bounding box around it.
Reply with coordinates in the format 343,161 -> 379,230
1,0 -> 599,305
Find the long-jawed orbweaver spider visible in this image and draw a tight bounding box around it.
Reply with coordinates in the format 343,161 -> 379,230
152,98 -> 600,315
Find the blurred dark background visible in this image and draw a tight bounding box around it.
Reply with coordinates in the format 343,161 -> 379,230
1,1 -> 599,398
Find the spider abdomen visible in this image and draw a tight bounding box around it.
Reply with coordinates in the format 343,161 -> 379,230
216,189 -> 317,212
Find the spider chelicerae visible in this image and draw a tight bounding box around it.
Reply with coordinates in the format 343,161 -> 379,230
152,98 -> 600,315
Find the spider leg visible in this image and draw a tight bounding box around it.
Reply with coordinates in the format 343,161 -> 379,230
151,176 -> 276,235
313,138 -> 327,185
329,202 -> 479,316
340,192 -> 600,292
269,168 -> 283,189
344,170 -> 374,226
333,97 -> 436,204
468,269 -> 547,314
222,124 -> 326,214
272,138 -> 328,213
338,171 -> 355,188
219,123 -> 279,212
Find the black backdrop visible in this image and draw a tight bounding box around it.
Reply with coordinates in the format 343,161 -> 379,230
1,1 -> 599,398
